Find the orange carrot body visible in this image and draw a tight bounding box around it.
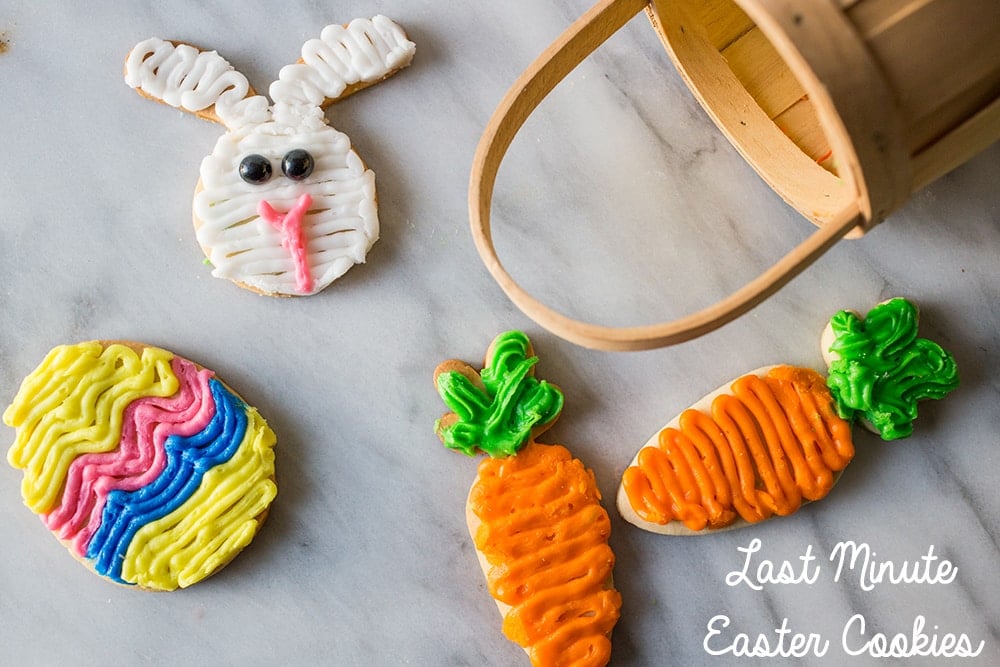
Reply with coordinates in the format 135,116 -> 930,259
470,442 -> 621,667
622,366 -> 854,531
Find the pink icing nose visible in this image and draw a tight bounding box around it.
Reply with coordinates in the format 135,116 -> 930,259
257,193 -> 313,293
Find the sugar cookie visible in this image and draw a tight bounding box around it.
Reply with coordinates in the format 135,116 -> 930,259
125,16 -> 416,296
618,298 -> 959,535
434,331 -> 621,667
4,341 -> 277,590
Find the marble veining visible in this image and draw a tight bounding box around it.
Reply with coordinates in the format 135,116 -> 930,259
1,1 -> 998,665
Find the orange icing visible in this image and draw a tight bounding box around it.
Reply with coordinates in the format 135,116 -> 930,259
622,366 -> 854,531
470,442 -> 621,667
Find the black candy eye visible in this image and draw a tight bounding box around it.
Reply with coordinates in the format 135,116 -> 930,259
239,154 -> 272,184
281,149 -> 315,181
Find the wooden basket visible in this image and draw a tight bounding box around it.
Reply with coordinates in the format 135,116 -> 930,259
470,0 -> 1000,350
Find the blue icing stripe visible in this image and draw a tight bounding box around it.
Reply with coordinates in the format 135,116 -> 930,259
86,378 -> 248,583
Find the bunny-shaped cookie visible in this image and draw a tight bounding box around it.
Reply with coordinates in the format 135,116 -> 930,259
125,16 -> 415,296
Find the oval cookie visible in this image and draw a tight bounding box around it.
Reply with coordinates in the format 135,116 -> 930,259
3,341 -> 277,590
617,365 -> 855,535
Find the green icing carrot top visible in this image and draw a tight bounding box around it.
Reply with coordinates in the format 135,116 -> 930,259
825,298 -> 959,440
434,331 -> 564,457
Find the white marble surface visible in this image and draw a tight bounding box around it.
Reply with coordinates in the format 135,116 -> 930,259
1,1 -> 998,665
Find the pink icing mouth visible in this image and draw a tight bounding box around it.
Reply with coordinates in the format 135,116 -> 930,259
258,192 -> 314,293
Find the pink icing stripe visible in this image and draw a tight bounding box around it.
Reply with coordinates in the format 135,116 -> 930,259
258,192 -> 314,293
43,357 -> 216,557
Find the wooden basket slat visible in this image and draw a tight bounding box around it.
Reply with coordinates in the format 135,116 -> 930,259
690,0 -> 754,51
649,0 -> 855,225
722,27 -> 806,121
912,94 -> 1000,190
907,74 -> 1000,155
849,0 -> 1000,128
773,98 -> 835,172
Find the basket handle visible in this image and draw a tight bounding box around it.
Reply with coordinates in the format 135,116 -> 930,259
469,0 -> 863,351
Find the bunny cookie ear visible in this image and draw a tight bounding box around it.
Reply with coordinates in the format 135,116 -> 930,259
269,15 -> 416,128
124,38 -> 271,129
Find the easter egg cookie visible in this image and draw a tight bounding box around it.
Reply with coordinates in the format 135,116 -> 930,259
618,298 -> 959,535
434,331 -> 621,667
124,16 -> 416,296
4,342 -> 277,590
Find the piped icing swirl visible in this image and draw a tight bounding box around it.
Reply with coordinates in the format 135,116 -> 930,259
42,354 -> 217,556
4,342 -> 276,590
470,443 -> 620,666
124,38 -> 270,129
435,331 -> 564,457
621,366 -> 855,531
270,16 -> 416,129
825,298 -> 959,439
123,17 -> 415,131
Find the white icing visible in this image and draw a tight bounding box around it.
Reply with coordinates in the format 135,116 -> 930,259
126,16 -> 414,295
124,38 -> 270,129
270,15 -> 416,129
194,124 -> 377,296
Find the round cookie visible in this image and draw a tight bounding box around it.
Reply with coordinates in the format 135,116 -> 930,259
3,341 -> 277,590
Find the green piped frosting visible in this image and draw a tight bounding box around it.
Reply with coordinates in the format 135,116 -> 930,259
435,331 -> 564,457
825,298 -> 959,440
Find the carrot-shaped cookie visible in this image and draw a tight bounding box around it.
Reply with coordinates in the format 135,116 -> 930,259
434,331 -> 621,667
618,298 -> 958,535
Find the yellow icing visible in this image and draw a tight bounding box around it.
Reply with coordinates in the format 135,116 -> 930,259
121,408 -> 277,590
4,342 -> 177,513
